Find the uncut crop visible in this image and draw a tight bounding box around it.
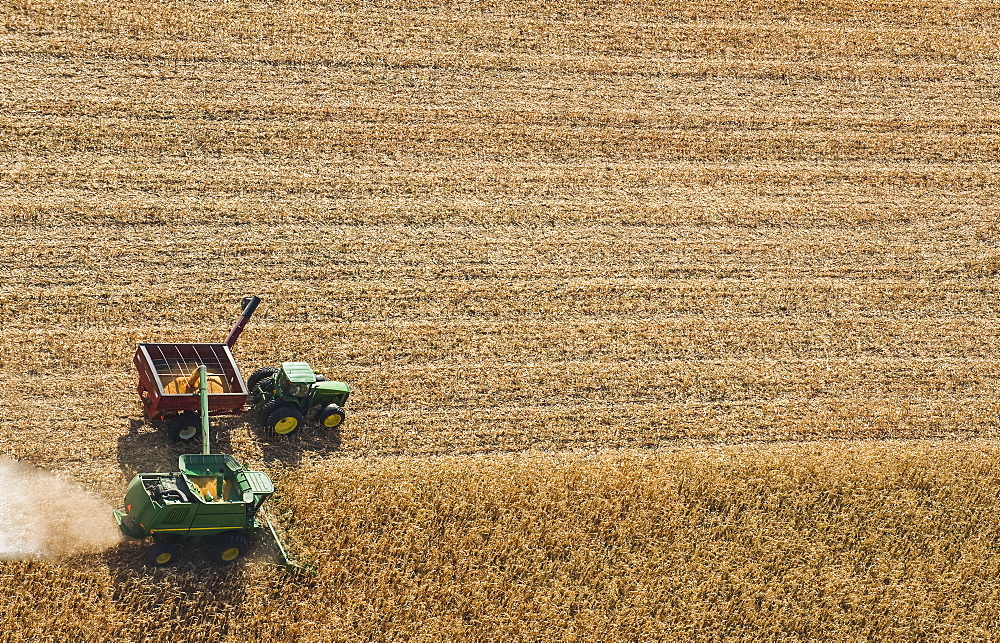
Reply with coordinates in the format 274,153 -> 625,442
2,0 -> 1000,640
5,445 -> 1000,641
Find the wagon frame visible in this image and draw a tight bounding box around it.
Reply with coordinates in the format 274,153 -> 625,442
134,296 -> 260,439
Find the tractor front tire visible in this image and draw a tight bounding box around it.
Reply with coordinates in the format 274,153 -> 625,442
168,413 -> 200,442
246,367 -> 278,401
267,405 -> 303,436
317,404 -> 346,429
147,542 -> 179,567
207,532 -> 250,566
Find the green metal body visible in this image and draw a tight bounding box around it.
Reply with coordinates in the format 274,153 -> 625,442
114,453 -> 274,542
200,366 -> 211,455
257,362 -> 351,415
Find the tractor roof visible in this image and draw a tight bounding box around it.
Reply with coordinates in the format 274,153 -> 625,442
281,362 -> 316,384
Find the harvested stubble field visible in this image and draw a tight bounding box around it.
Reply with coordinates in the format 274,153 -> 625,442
3,0 -> 1000,640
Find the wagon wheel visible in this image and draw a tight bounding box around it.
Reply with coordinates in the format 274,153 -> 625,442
267,405 -> 304,436
168,412 -> 201,442
147,542 -> 179,567
207,531 -> 250,565
317,404 -> 346,429
246,366 -> 278,401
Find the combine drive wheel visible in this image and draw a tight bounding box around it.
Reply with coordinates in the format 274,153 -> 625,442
147,543 -> 179,567
168,413 -> 200,442
317,404 -> 346,429
267,406 -> 304,436
208,532 -> 250,565
246,367 -> 278,401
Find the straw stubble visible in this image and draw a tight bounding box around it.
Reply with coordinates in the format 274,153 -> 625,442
2,0 -> 1000,640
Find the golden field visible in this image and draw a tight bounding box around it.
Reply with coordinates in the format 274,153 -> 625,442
2,0 -> 1000,639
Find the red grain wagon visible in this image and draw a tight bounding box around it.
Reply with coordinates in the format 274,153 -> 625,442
135,296 -> 260,441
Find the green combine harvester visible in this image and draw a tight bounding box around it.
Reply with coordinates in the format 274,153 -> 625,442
115,366 -> 299,568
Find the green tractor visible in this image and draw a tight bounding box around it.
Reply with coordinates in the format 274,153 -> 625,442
114,367 -> 298,568
246,362 -> 351,436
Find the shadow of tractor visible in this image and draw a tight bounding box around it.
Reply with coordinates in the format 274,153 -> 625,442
116,411 -> 341,477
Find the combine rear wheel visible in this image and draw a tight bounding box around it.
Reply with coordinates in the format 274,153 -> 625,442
147,543 -> 179,567
208,532 -> 250,565
267,406 -> 303,436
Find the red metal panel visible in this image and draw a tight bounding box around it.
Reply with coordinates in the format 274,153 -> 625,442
135,343 -> 248,420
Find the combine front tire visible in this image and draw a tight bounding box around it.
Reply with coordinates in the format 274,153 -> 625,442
168,413 -> 200,442
267,406 -> 303,436
317,404 -> 346,429
208,532 -> 250,565
147,543 -> 179,567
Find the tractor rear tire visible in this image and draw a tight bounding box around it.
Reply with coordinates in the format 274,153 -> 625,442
168,413 -> 200,442
267,405 -> 304,436
259,397 -> 285,418
207,532 -> 250,566
246,367 -> 278,401
317,404 -> 346,429
147,542 -> 179,567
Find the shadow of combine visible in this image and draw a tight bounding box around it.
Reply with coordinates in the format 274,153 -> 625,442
116,418 -> 186,478
100,540 -> 254,638
116,416 -> 243,477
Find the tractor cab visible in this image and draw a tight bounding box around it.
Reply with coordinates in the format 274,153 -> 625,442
276,362 -> 317,398
274,361 -> 350,412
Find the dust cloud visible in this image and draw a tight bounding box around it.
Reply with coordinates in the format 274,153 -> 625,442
0,458 -> 121,559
